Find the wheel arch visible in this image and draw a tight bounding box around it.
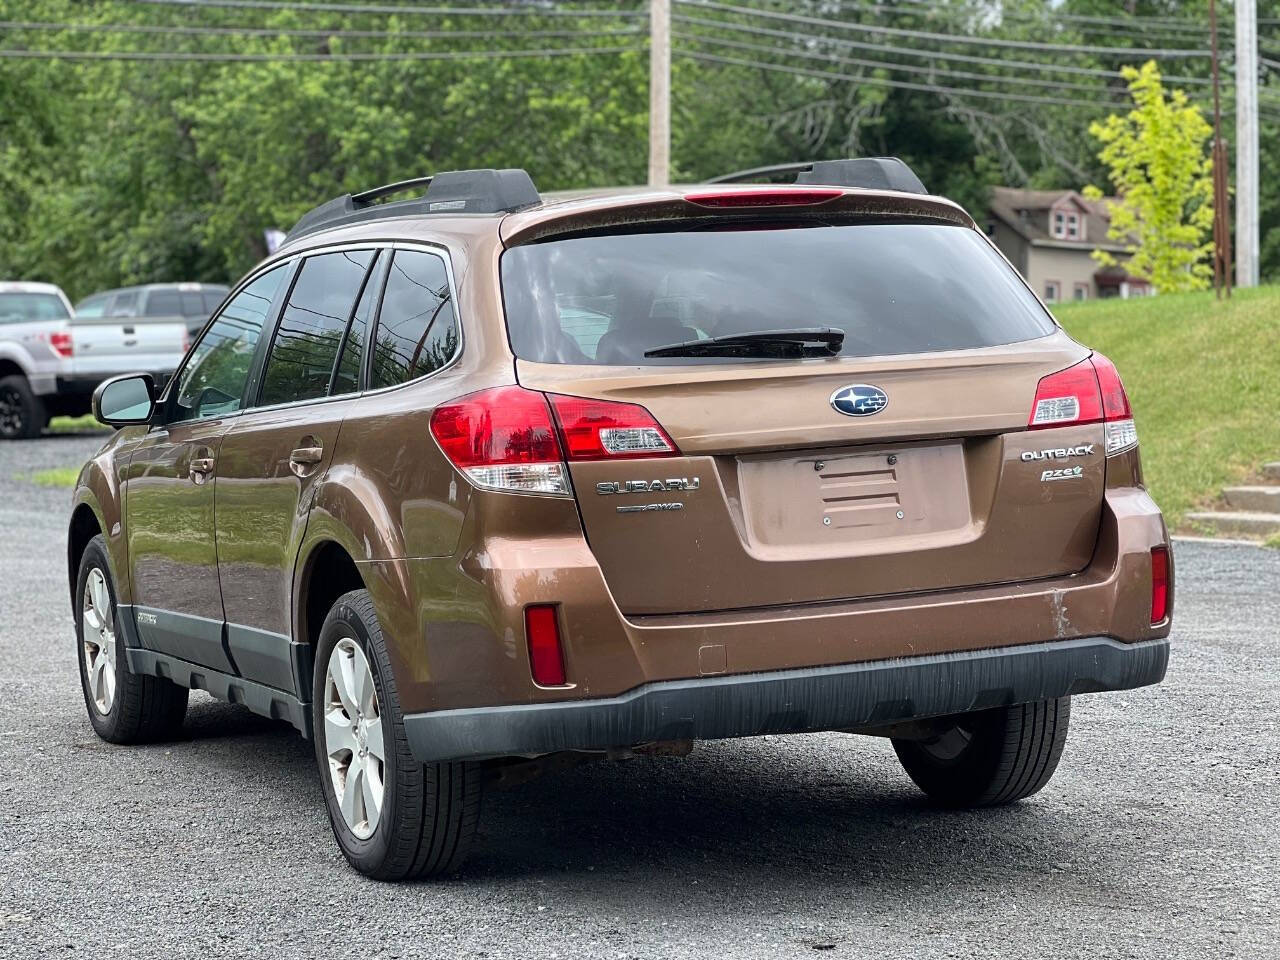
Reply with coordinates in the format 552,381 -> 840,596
68,501 -> 103,610
294,539 -> 367,652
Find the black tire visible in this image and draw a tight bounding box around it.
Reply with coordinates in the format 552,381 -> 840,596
893,697 -> 1071,807
0,374 -> 46,440
75,535 -> 188,743
312,589 -> 482,880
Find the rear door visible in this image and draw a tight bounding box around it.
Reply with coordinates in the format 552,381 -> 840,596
503,218 -> 1105,615
125,265 -> 289,666
212,247 -> 383,694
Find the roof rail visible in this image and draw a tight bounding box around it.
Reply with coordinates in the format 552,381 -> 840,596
286,168 -> 541,241
705,157 -> 927,195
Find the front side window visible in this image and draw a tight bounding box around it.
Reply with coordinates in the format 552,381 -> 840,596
370,249 -> 458,389
168,266 -> 286,423
259,250 -> 375,407
502,222 -> 1056,365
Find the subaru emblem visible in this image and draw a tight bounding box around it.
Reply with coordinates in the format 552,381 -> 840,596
830,384 -> 888,417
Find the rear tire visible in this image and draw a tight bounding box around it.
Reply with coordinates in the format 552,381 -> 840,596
892,697 -> 1070,807
75,535 -> 188,743
0,374 -> 46,440
313,589 -> 482,880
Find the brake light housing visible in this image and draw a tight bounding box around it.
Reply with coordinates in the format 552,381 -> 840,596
1028,352 -> 1137,455
49,331 -> 73,358
684,188 -> 843,208
430,386 -> 679,496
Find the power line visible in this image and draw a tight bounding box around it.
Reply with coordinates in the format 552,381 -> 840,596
674,30 -> 1135,102
674,0 -> 1213,58
126,0 -> 648,16
679,48 -> 1120,110
0,19 -> 643,42
0,44 -> 642,62
672,12 -> 1215,88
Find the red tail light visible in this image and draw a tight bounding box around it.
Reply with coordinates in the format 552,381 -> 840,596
547,393 -> 679,461
685,188 -> 843,208
430,387 -> 679,495
50,331 -> 73,358
525,605 -> 566,686
429,386 -> 569,496
1028,352 -> 1137,455
1150,546 -> 1170,624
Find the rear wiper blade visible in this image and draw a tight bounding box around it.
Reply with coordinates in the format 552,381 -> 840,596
643,327 -> 845,359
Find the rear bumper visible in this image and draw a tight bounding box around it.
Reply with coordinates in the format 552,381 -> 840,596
404,635 -> 1168,761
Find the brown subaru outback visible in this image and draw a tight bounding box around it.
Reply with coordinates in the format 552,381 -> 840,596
69,160 -> 1172,880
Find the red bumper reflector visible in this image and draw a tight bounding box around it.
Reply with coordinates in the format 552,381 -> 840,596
525,605 -> 566,686
1150,546 -> 1170,624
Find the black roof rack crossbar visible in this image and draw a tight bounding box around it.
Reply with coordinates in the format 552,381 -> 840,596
705,157 -> 927,195
286,168 -> 541,242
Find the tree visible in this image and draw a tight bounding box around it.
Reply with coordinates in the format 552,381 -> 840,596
1083,60 -> 1214,292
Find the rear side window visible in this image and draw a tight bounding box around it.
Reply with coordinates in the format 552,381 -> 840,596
145,289 -> 182,316
258,250 -> 375,407
369,249 -> 458,389
501,222 -> 1055,364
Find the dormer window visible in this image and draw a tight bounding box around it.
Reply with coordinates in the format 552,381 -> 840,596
1052,208 -> 1082,240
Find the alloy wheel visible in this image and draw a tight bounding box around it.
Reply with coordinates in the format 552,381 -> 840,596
323,637 -> 385,840
81,568 -> 117,715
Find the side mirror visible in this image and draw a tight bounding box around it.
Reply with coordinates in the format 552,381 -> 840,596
92,373 -> 155,427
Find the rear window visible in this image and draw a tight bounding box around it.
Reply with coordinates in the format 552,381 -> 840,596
0,293 -> 69,324
501,222 -> 1055,364
145,289 -> 182,316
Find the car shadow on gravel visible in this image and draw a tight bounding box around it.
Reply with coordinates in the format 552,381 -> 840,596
163,700 -> 1099,895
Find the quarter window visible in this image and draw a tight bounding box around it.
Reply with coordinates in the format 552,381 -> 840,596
370,250 -> 458,389
169,266 -> 286,423
259,250 -> 375,407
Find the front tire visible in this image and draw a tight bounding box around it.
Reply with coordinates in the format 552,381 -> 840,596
75,535 -> 188,743
0,374 -> 46,440
313,590 -> 482,880
893,697 -> 1071,807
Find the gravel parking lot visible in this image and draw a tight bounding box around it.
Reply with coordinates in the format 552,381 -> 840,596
1,433 -> 1276,960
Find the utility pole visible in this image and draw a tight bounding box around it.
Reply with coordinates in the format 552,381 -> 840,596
1236,0 -> 1259,287
648,0 -> 671,187
1210,0 -> 1231,298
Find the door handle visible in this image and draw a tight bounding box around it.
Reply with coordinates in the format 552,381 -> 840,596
289,444 -> 324,477
189,456 -> 215,484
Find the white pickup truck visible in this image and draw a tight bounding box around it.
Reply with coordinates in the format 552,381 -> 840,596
0,281 -> 188,439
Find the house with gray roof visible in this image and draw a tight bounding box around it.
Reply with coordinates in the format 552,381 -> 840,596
985,187 -> 1153,303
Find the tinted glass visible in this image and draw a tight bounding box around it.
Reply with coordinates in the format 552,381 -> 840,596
370,250 -> 458,389
0,293 -> 70,324
145,289 -> 182,316
331,251 -> 380,396
108,291 -> 138,316
259,250 -> 374,407
169,266 -> 285,423
501,223 -> 1056,365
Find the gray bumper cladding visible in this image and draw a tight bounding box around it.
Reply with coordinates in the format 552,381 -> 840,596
404,636 -> 1169,762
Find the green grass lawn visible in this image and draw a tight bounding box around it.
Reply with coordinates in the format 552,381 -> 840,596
46,414 -> 109,434
29,466 -> 81,487
1056,285 -> 1280,530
